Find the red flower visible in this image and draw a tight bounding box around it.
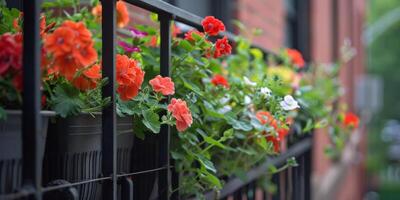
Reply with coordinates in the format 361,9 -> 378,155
172,24 -> 182,37
344,112 -> 359,128
211,74 -> 229,88
71,64 -> 101,91
168,98 -> 193,132
286,48 -> 305,68
201,16 -> 225,36
184,30 -> 204,42
266,135 -> 281,153
214,36 -> 231,58
115,54 -> 145,101
256,111 -> 290,153
44,21 -> 98,79
147,36 -> 158,47
149,75 -> 175,96
0,33 -> 23,75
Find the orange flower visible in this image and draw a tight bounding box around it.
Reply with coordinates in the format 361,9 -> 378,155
286,48 -> 305,68
44,27 -> 75,57
172,24 -> 182,37
61,20 -> 92,43
44,20 -> 97,79
266,135 -> 281,153
91,1 -> 129,28
116,1 -> 130,28
256,111 -> 277,128
71,64 -> 101,91
54,55 -> 80,80
72,43 -> 98,67
168,98 -> 193,132
149,75 -> 175,96
343,112 -> 359,128
115,54 -> 144,101
211,74 -> 229,88
92,4 -> 102,21
147,36 -> 158,47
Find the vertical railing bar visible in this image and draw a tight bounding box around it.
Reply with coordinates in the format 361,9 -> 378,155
22,0 -> 42,199
101,0 -> 117,199
158,12 -> 172,199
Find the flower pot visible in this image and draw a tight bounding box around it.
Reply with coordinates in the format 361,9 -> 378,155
42,113 -> 134,200
0,110 -> 55,194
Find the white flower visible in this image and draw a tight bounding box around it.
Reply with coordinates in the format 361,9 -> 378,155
219,95 -> 230,104
218,105 -> 232,114
280,95 -> 300,110
260,87 -> 272,98
243,76 -> 257,87
244,95 -> 252,105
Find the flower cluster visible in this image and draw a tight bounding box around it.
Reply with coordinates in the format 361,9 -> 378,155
44,21 -> 98,86
168,98 -> 193,132
115,54 -> 145,101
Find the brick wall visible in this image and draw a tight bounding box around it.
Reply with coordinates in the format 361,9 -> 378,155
236,0 -> 286,51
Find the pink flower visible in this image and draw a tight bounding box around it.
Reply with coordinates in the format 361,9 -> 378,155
149,75 -> 175,96
168,98 -> 193,132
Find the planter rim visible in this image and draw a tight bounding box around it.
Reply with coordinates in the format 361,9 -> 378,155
5,110 -> 56,117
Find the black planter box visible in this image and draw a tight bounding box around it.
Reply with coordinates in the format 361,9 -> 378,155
0,110 -> 55,194
43,114 -> 134,200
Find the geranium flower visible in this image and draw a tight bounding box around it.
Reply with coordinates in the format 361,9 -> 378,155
184,29 -> 204,42
201,16 -> 225,36
115,54 -> 144,101
44,21 -> 98,80
280,95 -> 300,111
266,135 -> 281,153
0,33 -> 22,75
211,74 -> 229,88
118,41 -> 140,53
147,36 -> 158,47
344,112 -> 359,128
116,1 -> 130,28
71,64 -> 101,91
149,75 -> 175,96
286,48 -> 305,68
214,36 -> 231,58
172,24 -> 182,37
168,98 -> 193,132
91,1 -> 130,28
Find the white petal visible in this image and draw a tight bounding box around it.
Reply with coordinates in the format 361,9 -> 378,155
244,76 -> 257,86
244,96 -> 252,104
218,105 -> 232,114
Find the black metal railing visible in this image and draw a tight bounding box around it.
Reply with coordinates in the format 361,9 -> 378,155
0,0 -> 313,199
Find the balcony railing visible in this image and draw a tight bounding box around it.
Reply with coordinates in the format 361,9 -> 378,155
0,0 -> 312,199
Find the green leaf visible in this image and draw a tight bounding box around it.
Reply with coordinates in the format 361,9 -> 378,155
226,116 -> 253,131
52,83 -> 83,118
196,154 -> 216,173
179,40 -> 194,52
201,169 -> 222,189
204,136 -> 226,149
257,137 -> 268,150
142,110 -> 160,133
302,119 -> 314,133
286,157 -> 298,167
133,115 -> 146,140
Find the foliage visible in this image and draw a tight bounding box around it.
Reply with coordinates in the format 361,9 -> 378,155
0,1 -> 360,198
